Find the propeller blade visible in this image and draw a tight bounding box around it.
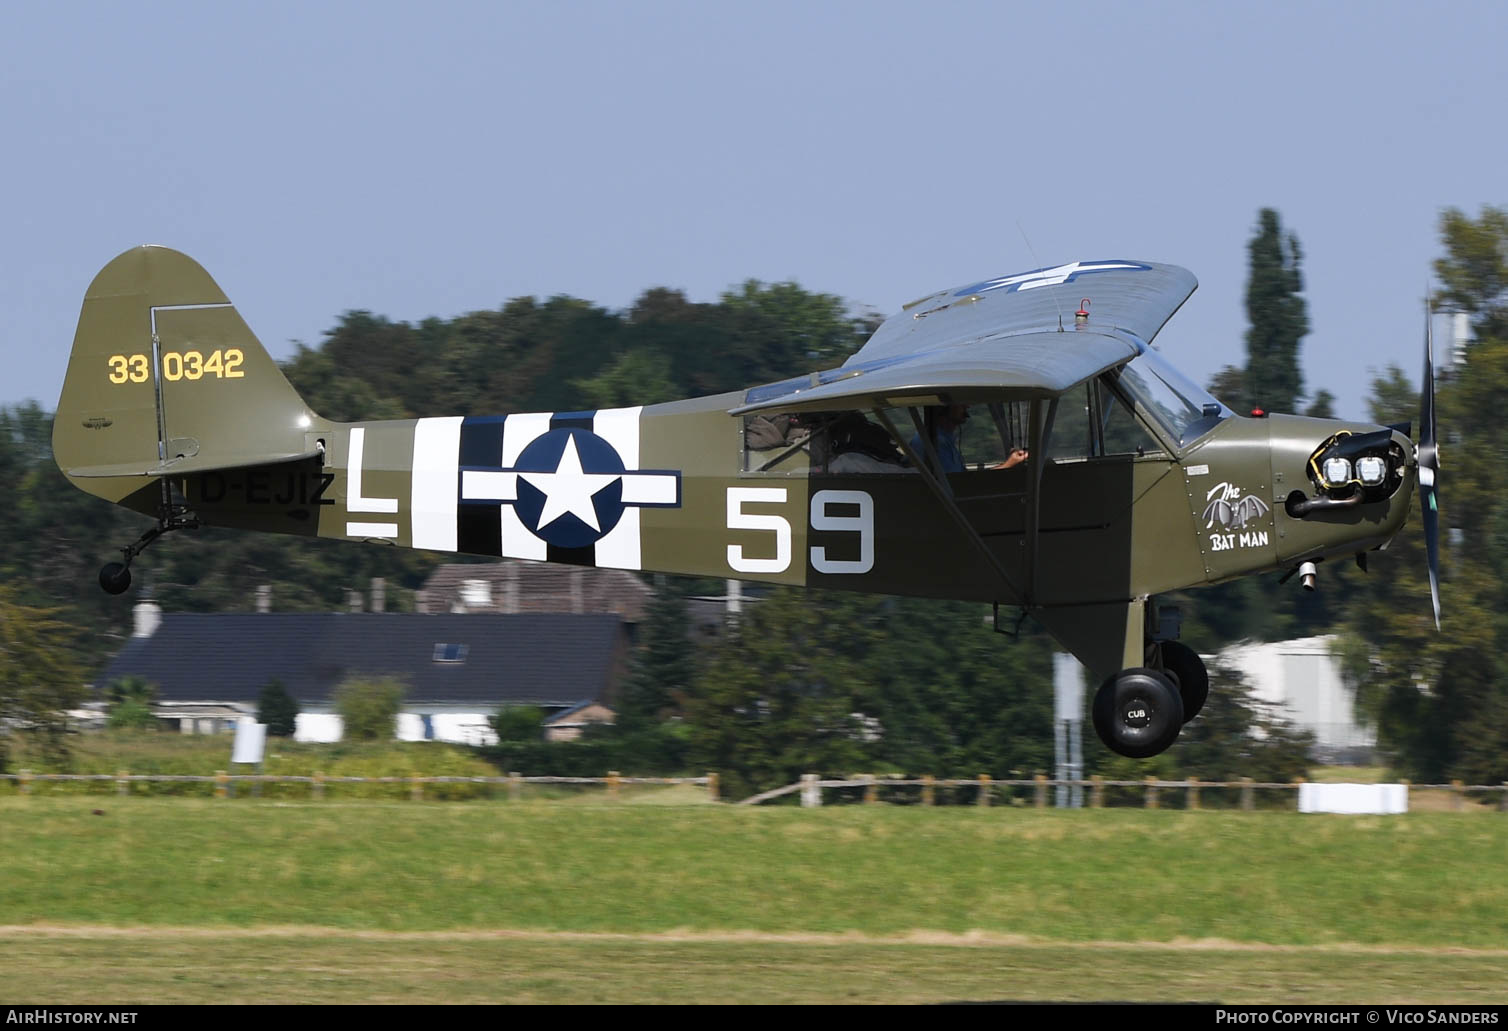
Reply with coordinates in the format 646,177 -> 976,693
1419,303 -> 1441,629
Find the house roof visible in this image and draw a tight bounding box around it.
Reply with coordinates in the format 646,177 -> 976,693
96,612 -> 626,707
417,561 -> 651,622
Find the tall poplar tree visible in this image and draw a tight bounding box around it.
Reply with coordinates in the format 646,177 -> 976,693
1243,209 -> 1310,414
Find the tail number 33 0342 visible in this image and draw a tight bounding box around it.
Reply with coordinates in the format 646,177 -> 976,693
726,488 -> 874,575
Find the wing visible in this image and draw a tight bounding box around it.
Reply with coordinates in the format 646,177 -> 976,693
731,259 -> 1197,417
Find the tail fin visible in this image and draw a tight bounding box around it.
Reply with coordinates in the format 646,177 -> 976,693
53,246 -> 323,500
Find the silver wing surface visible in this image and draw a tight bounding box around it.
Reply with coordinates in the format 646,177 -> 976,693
731,259 -> 1197,416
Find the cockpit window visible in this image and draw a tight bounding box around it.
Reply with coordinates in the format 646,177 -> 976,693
1113,351 -> 1227,446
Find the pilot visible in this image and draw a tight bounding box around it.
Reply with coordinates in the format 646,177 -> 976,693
910,404 -> 1027,473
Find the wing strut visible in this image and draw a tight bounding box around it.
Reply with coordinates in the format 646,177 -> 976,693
1023,397 -> 1057,607
870,406 -> 1026,604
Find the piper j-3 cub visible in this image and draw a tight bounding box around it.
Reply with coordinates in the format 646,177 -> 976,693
53,247 -> 1440,759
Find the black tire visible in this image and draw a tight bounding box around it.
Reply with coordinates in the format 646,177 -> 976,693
1091,667 -> 1184,759
1159,641 -> 1209,723
99,562 -> 131,595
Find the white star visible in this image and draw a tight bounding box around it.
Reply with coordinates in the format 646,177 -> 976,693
519,435 -> 620,532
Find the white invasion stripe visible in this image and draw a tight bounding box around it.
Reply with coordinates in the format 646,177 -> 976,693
461,470 -> 518,501
594,407 -> 645,569
593,406 -> 643,468
346,521 -> 399,538
502,412 -> 552,466
500,505 -> 547,560
595,507 -> 640,570
346,427 -> 399,513
620,472 -> 677,505
412,417 -> 463,552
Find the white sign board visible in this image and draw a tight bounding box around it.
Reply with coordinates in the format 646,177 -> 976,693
1298,782 -> 1408,814
231,720 -> 268,765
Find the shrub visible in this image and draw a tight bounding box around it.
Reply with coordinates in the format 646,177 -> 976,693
257,678 -> 299,738
333,676 -> 406,741
105,676 -> 162,731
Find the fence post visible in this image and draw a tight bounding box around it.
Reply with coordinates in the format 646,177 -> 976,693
117,769 -> 129,797
1090,775 -> 1103,808
1241,777 -> 1254,812
1188,776 -> 1200,811
1034,774 -> 1047,809
608,770 -> 620,802
410,776 -> 424,802
1451,779 -> 1465,811
922,774 -> 935,807
706,772 -> 719,803
978,773 -> 991,807
313,771 -> 325,801
801,773 -> 821,808
1501,783 -> 1508,813
1293,777 -> 1306,811
18,769 -> 30,796
215,770 -> 228,799
509,771 -> 522,802
1145,776 -> 1159,810
863,774 -> 877,805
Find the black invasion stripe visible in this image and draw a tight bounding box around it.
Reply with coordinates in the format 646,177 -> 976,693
456,416 -> 504,557
547,410 -> 598,565
550,410 -> 596,431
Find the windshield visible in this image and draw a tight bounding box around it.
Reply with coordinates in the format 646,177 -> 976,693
1114,350 -> 1227,446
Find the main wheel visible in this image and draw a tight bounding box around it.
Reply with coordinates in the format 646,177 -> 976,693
99,562 -> 131,595
1092,668 -> 1184,758
1158,641 -> 1209,723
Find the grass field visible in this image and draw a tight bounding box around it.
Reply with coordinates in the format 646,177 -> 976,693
3,797 -> 1507,1003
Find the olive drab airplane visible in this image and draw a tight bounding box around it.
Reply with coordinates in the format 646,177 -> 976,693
53,246 -> 1441,759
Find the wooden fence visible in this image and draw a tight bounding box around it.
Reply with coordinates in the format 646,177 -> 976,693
5,770 -> 1507,809
740,774 -> 1508,810
0,770 -> 717,802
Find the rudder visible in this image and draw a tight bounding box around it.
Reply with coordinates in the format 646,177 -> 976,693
53,246 -> 322,500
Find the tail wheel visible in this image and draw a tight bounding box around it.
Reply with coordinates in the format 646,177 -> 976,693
98,562 -> 132,595
1158,641 -> 1209,723
1092,668 -> 1184,758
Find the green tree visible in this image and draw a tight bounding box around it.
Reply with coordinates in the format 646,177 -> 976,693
1333,208 -> 1508,782
1304,390 -> 1337,420
104,675 -> 161,730
333,676 -> 406,741
0,586 -> 88,769
489,705 -> 545,743
616,579 -> 695,731
682,588 -> 880,798
1244,208 -> 1309,414
257,677 -> 300,737
1434,205 -> 1508,342
1207,365 -> 1247,413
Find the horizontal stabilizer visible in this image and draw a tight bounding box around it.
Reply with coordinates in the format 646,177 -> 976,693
67,447 -> 325,479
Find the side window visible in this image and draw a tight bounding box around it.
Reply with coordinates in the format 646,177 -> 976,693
742,414 -> 813,475
743,410 -> 911,475
1046,382 -> 1166,462
1046,386 -> 1094,461
1097,379 -> 1167,457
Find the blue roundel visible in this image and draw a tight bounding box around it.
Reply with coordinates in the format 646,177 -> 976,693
512,429 -> 626,549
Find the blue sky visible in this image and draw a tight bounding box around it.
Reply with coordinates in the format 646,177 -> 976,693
3,0 -> 1503,421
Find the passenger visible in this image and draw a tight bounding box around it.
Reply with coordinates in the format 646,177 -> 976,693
909,404 -> 1028,473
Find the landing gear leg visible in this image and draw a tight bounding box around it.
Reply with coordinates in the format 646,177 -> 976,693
98,480 -> 199,595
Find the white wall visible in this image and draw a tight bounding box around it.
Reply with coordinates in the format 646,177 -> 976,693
294,709 -> 498,746
1220,635 -> 1375,753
